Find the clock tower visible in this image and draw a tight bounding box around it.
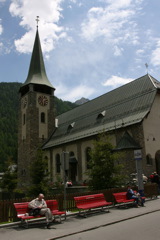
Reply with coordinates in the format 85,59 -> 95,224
18,26 -> 55,187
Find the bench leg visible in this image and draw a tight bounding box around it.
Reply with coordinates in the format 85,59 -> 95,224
21,219 -> 28,228
105,207 -> 110,213
78,209 -> 87,218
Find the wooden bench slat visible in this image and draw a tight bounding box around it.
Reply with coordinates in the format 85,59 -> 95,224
74,193 -> 112,217
113,191 -> 145,207
14,199 -> 66,227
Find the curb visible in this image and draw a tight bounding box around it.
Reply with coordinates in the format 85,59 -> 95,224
0,197 -> 158,230
49,208 -> 160,240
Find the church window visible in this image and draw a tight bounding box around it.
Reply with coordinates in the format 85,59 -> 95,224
41,112 -> 45,123
44,156 -> 48,173
23,114 -> 26,125
86,147 -> 91,169
21,169 -> 26,176
146,154 -> 153,165
56,154 -> 61,173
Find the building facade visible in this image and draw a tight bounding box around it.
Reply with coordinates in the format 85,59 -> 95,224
18,28 -> 160,186
43,75 -> 160,184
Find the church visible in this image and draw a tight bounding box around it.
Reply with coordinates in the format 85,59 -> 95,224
18,27 -> 160,187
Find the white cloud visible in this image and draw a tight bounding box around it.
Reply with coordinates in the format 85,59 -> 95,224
0,19 -> 3,51
0,18 -> 3,35
136,49 -> 144,56
56,83 -> 95,102
0,25 -> 2,35
106,0 -> 132,9
113,45 -> 123,56
9,0 -> 66,54
80,0 -> 142,48
103,75 -> 133,88
69,0 -> 77,3
151,40 -> 160,67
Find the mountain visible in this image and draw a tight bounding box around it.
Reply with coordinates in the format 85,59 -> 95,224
0,82 -> 77,172
75,97 -> 89,105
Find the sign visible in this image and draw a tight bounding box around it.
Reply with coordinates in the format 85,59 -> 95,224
134,149 -> 142,160
61,152 -> 69,170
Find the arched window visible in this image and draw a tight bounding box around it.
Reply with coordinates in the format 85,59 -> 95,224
41,112 -> 45,123
86,147 -> 91,169
69,151 -> 74,157
146,154 -> 153,165
44,156 -> 48,173
23,114 -> 26,125
56,154 -> 61,173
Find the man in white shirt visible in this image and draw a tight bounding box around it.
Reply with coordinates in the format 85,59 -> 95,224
28,193 -> 52,228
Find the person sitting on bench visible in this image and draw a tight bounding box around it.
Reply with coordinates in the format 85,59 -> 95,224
126,186 -> 144,207
28,193 -> 52,228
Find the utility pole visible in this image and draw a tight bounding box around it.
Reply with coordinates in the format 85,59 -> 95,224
134,149 -> 144,196
61,152 -> 69,212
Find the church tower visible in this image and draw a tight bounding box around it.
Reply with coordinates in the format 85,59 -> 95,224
18,23 -> 55,187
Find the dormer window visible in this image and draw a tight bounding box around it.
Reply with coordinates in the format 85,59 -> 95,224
97,110 -> 106,122
67,122 -> 75,133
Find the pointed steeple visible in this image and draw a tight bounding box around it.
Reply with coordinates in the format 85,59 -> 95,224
21,27 -> 54,92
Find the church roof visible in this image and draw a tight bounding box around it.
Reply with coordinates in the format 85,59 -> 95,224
21,29 -> 54,90
43,74 -> 160,149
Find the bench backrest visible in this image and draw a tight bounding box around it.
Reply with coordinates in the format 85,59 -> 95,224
113,192 -> 128,201
74,193 -> 105,206
14,202 -> 29,215
46,200 -> 58,211
14,200 -> 59,215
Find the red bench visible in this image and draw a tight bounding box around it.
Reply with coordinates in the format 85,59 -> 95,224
14,200 -> 66,228
74,193 -> 112,217
46,200 -> 66,222
113,192 -> 135,207
113,191 -> 145,208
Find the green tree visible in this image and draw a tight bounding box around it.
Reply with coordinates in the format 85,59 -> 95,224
27,149 -> 50,197
0,160 -> 17,194
87,133 -> 125,190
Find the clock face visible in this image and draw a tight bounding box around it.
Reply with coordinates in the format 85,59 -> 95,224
22,97 -> 27,108
38,95 -> 48,106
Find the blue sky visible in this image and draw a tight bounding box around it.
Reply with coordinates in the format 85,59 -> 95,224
0,0 -> 160,102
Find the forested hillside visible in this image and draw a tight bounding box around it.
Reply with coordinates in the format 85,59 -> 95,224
0,82 -> 77,172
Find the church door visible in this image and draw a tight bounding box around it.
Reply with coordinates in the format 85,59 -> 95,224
155,150 -> 160,175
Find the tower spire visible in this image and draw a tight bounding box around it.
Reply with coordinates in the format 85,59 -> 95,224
36,16 -> 39,28
20,21 -> 55,91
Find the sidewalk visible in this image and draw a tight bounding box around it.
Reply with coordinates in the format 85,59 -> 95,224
0,198 -> 160,240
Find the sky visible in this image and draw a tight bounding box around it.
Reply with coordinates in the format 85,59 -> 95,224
0,0 -> 160,102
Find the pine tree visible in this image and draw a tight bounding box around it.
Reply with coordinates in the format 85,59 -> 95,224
27,149 -> 50,197
87,133 -> 126,190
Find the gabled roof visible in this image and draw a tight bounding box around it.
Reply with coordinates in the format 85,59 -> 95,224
115,131 -> 141,150
21,29 -> 54,90
43,74 -> 159,149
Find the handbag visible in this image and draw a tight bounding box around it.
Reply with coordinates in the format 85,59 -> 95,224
29,208 -> 41,216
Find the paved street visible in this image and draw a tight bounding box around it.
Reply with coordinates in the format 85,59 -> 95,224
0,198 -> 160,240
59,210 -> 160,240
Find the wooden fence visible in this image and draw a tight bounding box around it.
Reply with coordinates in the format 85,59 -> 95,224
0,183 -> 158,224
